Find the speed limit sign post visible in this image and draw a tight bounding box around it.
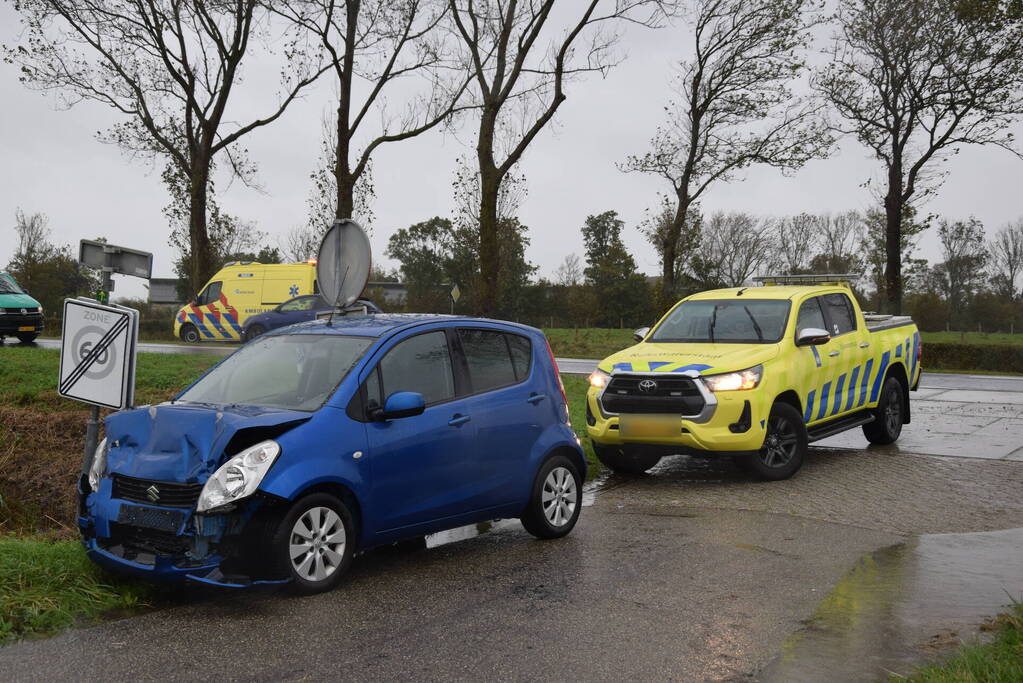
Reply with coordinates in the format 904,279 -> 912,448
59,298 -> 139,467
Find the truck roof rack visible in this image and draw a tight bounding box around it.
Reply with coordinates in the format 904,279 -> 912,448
752,273 -> 860,287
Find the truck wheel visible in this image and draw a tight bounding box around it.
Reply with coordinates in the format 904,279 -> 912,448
743,402 -> 807,481
180,323 -> 201,343
520,455 -> 582,539
863,376 -> 905,444
267,493 -> 355,595
15,332 -> 38,344
593,442 -> 661,474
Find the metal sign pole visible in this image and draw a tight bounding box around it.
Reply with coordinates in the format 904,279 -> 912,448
82,261 -> 113,468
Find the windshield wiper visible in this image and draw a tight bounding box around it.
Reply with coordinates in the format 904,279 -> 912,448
709,305 -> 719,343
743,306 -> 764,342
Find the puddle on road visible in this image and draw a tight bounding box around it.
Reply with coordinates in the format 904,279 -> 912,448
762,527 -> 1023,681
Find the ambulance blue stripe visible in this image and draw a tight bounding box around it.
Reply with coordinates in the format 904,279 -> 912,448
845,366 -> 861,411
870,351 -> 891,403
613,362 -> 633,371
187,313 -> 215,338
858,359 -> 874,406
648,361 -> 671,370
672,363 -> 713,373
223,311 -> 243,335
910,332 -> 920,380
831,374 -> 846,415
816,381 -> 832,420
804,389 -> 816,423
811,346 -> 822,368
206,313 -> 232,339
895,344 -> 902,358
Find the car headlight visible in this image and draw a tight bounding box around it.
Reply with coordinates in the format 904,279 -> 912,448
702,365 -> 763,392
588,369 -> 611,389
196,440 -> 280,513
87,437 -> 109,492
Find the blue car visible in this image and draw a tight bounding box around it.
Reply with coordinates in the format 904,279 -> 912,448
241,295 -> 381,341
79,315 -> 584,593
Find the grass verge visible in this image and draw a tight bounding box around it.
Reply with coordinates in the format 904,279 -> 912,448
562,375 -> 600,478
0,537 -> 152,644
902,601 -> 1023,681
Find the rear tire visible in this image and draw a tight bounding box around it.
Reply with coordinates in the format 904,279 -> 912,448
266,493 -> 356,595
520,455 -> 582,539
15,332 -> 38,344
244,324 -> 266,342
593,442 -> 661,474
180,323 -> 201,343
742,402 -> 807,481
862,376 -> 905,444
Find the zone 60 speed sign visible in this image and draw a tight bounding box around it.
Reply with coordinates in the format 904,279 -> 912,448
58,298 -> 139,409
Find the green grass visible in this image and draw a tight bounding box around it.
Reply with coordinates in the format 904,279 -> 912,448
0,346 -> 223,409
544,328 -> 635,359
901,601 -> 1023,681
562,375 -> 601,478
0,537 -> 152,643
920,332 -> 1023,346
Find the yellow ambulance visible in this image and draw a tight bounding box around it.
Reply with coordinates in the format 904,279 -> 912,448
174,261 -> 317,342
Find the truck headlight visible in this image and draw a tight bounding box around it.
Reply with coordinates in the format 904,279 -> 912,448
196,440 -> 280,513
702,365 -> 762,392
588,369 -> 611,389
87,437 -> 109,492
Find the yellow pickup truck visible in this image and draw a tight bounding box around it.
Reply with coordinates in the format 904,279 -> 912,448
586,275 -> 921,480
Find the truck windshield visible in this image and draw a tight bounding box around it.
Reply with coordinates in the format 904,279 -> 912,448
0,274 -> 24,294
177,334 -> 372,412
650,299 -> 791,344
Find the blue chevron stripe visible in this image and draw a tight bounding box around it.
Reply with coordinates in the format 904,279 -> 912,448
831,373 -> 846,415
845,366 -> 861,411
858,358 -> 874,406
870,351 -> 891,403
187,313 -> 215,339
816,381 -> 832,420
804,389 -> 816,423
810,346 -> 822,368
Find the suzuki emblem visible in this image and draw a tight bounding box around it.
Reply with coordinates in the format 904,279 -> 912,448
145,484 -> 160,502
638,379 -> 658,393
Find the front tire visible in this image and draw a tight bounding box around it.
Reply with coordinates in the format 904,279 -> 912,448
743,402 -> 807,481
180,323 -> 201,343
268,493 -> 355,595
593,442 -> 661,474
862,376 -> 905,444
244,324 -> 266,342
15,332 -> 38,344
520,455 -> 582,539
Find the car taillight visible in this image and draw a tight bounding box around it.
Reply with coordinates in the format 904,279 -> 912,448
544,338 -> 570,422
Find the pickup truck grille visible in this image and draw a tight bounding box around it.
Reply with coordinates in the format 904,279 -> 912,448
112,474 -> 203,509
601,375 -> 706,415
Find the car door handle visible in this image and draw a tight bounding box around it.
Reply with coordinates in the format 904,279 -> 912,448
448,414 -> 471,427
828,350 -> 840,357
527,393 -> 547,405
859,342 -> 870,348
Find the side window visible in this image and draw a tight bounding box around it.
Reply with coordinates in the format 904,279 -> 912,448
196,281 -> 222,306
379,331 -> 455,405
507,334 -> 532,380
796,297 -> 826,332
458,329 -> 517,392
822,293 -> 856,336
281,297 -> 315,312
365,367 -> 381,408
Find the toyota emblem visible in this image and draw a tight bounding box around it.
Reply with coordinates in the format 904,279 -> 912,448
638,379 -> 658,393
20,308 -> 27,315
145,484 -> 160,502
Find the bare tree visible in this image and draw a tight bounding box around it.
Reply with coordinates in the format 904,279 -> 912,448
817,0 -> 1023,313
448,0 -> 672,315
989,220 -> 1023,301
281,225 -> 321,263
622,0 -> 829,307
305,111 -> 376,232
773,213 -> 818,273
935,217 -> 987,327
6,1 -> 327,294
276,0 -> 470,225
812,210 -> 864,273
700,212 -> 774,286
554,254 -> 583,286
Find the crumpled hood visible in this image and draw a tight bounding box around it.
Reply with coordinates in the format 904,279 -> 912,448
0,292 -> 40,308
104,403 -> 312,482
598,342 -> 781,375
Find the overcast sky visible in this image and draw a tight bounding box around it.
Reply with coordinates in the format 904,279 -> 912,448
3,4 -> 1023,302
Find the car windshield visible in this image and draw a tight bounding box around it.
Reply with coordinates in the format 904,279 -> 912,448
177,334 -> 372,411
0,274 -> 24,295
650,299 -> 791,344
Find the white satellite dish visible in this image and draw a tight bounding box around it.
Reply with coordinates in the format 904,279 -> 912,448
317,219 -> 371,309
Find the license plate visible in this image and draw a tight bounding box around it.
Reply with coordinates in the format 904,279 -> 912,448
619,414 -> 679,438
117,504 -> 185,532
18,326 -> 34,331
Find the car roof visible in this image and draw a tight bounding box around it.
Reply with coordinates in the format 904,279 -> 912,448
265,314 -> 539,338
687,285 -> 850,301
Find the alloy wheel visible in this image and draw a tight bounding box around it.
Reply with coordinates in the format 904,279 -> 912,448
759,415 -> 798,468
289,506 -> 347,582
885,387 -> 902,434
541,467 -> 577,527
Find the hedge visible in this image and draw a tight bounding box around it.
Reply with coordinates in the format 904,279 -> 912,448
923,342 -> 1023,374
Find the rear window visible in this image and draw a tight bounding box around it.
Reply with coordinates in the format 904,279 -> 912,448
822,293 -> 856,336
458,329 -> 523,392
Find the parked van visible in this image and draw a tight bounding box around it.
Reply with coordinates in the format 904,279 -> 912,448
0,272 -> 45,343
174,262 -> 317,342
80,314 -> 584,593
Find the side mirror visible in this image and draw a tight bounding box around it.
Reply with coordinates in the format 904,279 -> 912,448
377,391 -> 425,420
633,326 -> 650,343
796,327 -> 831,346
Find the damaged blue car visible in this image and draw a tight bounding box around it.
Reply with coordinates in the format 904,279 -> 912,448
79,315 -> 585,593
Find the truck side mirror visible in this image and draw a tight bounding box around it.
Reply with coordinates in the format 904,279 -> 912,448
796,328 -> 831,346
633,327 -> 650,343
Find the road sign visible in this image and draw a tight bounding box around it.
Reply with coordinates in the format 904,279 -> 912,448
316,219 -> 371,308
79,240 -> 154,279
58,298 -> 139,410
451,283 -> 461,303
